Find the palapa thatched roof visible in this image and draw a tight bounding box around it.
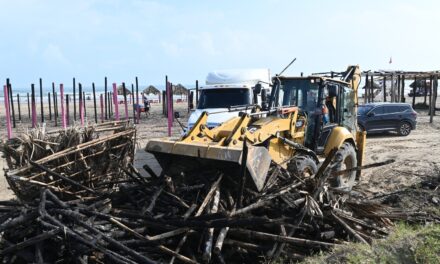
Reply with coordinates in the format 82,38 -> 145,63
143,85 -> 160,95
173,83 -> 188,95
117,85 -> 131,95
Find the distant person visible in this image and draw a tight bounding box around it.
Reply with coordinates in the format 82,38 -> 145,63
325,96 -> 336,123
322,100 -> 329,124
143,94 -> 150,117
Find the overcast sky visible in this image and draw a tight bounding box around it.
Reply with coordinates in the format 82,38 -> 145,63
1,0 -> 439,88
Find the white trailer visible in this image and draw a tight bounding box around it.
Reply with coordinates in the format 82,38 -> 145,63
188,69 -> 271,130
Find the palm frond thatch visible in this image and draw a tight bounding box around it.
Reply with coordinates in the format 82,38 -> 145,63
143,85 -> 160,95
117,85 -> 131,95
173,83 -> 188,95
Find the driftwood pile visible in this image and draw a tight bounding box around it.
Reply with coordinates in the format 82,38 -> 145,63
1,134 -> 438,263
1,121 -> 136,201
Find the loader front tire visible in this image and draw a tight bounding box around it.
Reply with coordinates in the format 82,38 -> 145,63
287,155 -> 318,179
332,142 -> 357,190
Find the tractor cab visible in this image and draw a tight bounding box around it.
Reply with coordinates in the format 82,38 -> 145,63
270,76 -> 357,154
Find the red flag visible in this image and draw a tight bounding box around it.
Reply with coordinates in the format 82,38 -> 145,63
389,57 -> 392,64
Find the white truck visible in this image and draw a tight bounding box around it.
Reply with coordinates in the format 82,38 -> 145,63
187,69 -> 271,130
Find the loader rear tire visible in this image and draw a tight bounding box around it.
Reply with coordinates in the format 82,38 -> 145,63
332,142 -> 357,190
287,155 -> 318,179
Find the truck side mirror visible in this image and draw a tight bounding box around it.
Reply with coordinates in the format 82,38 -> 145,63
253,83 -> 262,94
253,83 -> 262,104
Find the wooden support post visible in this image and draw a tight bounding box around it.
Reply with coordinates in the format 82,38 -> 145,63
429,76 -> 433,113
364,74 -> 368,103
27,93 -> 31,119
108,92 -> 113,117
31,84 -> 37,128
397,75 -> 401,102
430,75 -> 437,123
104,77 -> 108,120
48,92 -> 52,120
106,91 -> 109,117
370,75 -> 374,102
170,82 -> 174,122
390,75 -> 395,102
122,82 -> 128,119
433,75 -> 438,117
383,76 -> 387,102
7,79 -> 16,128
3,85 -> 12,139
66,94 -> 70,126
60,84 -> 66,129
17,94 -> 21,121
6,78 -> 16,128
423,78 -> 428,105
164,75 -> 168,116
136,77 -> 140,124
100,94 -> 104,122
162,90 -> 167,116
92,82 -> 97,123
73,77 -> 76,121
131,83 -> 135,121
401,75 -> 405,102
52,82 -> 57,126
54,92 -> 58,126
196,80 -> 199,105
79,83 -> 83,126
83,91 -> 86,118
39,78 -> 44,123
412,76 -> 417,108
167,79 -> 172,137
113,83 -> 119,120
187,89 -> 191,112
190,91 -> 194,111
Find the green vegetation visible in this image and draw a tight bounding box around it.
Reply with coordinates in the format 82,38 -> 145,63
301,223 -> 440,264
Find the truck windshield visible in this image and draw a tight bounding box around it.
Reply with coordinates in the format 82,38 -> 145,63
197,88 -> 251,109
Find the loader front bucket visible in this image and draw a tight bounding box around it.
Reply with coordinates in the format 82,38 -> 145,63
146,138 -> 272,191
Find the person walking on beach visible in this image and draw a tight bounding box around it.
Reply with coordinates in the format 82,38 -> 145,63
143,94 -> 150,117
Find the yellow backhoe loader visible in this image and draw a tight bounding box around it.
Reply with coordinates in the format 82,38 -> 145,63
146,65 -> 366,191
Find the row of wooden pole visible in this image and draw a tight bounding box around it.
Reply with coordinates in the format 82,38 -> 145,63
2,77 -> 149,139
363,74 -> 438,123
162,78 -> 199,136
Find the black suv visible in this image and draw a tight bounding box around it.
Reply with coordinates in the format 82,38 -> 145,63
357,103 -> 417,136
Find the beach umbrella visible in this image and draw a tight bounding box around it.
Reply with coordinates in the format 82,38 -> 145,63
172,83 -> 188,95
143,85 -> 160,95
117,85 -> 131,95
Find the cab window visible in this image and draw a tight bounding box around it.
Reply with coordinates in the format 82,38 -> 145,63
371,106 -> 384,115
